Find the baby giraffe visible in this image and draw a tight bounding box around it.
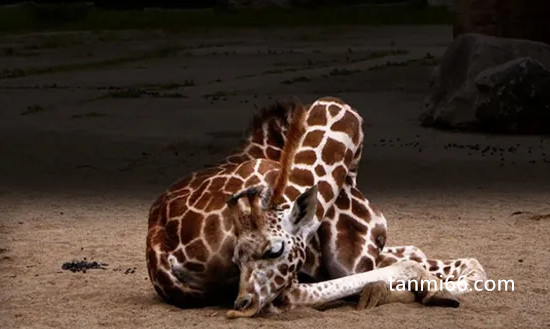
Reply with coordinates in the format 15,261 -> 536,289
147,97 -> 487,318
225,185 -> 460,318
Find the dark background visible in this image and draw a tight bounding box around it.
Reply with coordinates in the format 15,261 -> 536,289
0,1 -> 549,328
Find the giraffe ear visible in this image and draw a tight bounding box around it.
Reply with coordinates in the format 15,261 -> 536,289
288,185 -> 319,242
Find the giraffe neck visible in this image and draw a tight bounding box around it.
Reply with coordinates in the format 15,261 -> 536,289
273,97 -> 364,220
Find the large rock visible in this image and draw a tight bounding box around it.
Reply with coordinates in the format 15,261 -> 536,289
474,58 -> 550,134
454,0 -> 550,45
422,33 -> 550,134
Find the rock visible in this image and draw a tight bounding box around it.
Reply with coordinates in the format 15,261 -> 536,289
474,58 -> 550,134
454,0 -> 550,45
422,33 -> 550,133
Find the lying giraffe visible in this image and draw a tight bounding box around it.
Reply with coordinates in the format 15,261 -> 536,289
146,97 -> 487,317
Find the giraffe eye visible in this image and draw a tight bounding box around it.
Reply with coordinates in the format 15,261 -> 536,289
263,241 -> 285,259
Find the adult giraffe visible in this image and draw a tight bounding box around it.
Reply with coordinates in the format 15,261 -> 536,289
146,97 -> 487,317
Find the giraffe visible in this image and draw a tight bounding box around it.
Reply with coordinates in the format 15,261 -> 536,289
146,97 -> 487,317
224,185 -> 483,318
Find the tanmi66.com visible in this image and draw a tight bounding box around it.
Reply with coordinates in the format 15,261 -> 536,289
389,277 -> 514,292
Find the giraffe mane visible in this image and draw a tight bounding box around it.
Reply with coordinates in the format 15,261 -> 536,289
247,100 -> 294,134
270,100 -> 307,205
223,99 -> 304,166
245,99 -> 304,151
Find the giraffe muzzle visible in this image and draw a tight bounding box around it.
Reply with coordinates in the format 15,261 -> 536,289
226,294 -> 259,319
234,295 -> 252,311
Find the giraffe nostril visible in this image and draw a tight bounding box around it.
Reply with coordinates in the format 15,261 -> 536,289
234,295 -> 252,310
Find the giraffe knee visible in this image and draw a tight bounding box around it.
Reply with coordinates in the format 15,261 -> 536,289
168,254 -> 195,284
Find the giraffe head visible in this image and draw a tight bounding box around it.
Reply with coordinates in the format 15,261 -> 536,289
225,185 -> 319,318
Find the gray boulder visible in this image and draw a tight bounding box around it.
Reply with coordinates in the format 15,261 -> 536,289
474,58 -> 550,134
422,33 -> 550,133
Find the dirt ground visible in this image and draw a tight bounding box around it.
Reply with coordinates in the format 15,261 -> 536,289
0,26 -> 549,329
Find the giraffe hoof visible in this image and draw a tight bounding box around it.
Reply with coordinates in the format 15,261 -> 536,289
357,281 -> 388,310
424,291 -> 460,308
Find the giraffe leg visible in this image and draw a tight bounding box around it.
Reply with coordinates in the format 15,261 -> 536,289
284,260 -> 441,309
377,245 -> 427,266
318,185 -> 388,279
147,249 -> 231,308
421,257 -> 488,296
149,262 -> 210,307
357,269 -> 461,309
377,246 -> 488,298
357,280 -> 415,309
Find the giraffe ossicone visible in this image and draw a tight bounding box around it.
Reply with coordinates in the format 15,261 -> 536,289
145,97 -> 488,318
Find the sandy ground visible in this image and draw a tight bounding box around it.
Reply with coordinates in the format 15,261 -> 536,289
0,26 -> 549,329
